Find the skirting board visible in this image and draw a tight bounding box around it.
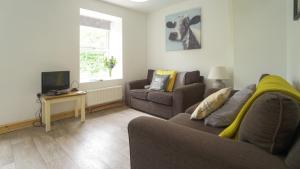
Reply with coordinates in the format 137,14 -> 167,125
0,100 -> 124,135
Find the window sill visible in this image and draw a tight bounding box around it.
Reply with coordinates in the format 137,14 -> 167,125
80,78 -> 123,84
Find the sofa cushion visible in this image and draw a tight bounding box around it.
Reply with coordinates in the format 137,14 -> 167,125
239,92 -> 300,154
149,74 -> 170,91
130,89 -> 150,100
191,88 -> 232,120
147,91 -> 173,106
174,72 -> 187,89
285,128 -> 300,169
170,113 -> 223,135
185,70 -> 201,85
204,84 -> 256,127
147,69 -> 155,83
155,70 -> 177,92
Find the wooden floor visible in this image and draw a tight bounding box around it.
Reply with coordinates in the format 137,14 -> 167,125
0,107 -> 153,169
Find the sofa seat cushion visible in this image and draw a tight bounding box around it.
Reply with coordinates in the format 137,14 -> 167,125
170,113 -> 223,135
147,91 -> 173,106
130,89 -> 150,100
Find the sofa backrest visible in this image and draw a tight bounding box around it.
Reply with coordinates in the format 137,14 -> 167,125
147,69 -> 204,89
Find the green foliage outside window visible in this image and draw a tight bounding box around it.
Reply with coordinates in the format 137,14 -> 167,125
80,51 -> 106,75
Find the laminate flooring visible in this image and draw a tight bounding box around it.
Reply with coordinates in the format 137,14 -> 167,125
0,107 -> 153,169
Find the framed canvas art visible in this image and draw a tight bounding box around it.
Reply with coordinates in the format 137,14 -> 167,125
295,0 -> 300,20
165,8 -> 201,51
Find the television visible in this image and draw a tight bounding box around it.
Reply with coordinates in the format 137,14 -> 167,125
42,71 -> 70,94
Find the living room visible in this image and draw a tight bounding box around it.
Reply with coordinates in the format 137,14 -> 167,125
0,0 -> 300,169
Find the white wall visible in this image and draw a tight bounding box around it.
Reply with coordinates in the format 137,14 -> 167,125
146,0 -> 234,87
287,0 -> 300,91
0,0 -> 147,125
233,0 -> 287,89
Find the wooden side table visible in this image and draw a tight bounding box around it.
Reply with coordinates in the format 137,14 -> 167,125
41,91 -> 87,132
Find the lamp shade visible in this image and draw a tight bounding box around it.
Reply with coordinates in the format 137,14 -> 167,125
208,66 -> 230,80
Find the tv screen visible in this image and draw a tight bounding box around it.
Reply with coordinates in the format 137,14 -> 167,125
42,71 -> 70,94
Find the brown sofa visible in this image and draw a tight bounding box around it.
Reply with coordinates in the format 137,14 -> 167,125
128,91 -> 300,169
125,69 -> 205,119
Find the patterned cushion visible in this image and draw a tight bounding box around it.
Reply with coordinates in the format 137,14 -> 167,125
155,70 -> 177,92
204,84 -> 256,127
191,88 -> 232,120
149,74 -> 170,91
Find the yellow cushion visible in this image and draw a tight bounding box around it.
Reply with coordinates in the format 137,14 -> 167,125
191,88 -> 232,120
219,75 -> 300,139
155,70 -> 177,92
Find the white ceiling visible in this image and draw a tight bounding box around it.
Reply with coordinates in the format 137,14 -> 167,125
100,0 -> 183,13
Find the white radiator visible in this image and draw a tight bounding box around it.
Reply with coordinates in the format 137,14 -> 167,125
86,86 -> 123,107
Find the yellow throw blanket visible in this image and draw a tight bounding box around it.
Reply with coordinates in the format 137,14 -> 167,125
219,75 -> 300,138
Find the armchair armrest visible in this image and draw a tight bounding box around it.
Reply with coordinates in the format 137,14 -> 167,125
128,117 -> 287,169
125,79 -> 149,106
173,83 -> 205,115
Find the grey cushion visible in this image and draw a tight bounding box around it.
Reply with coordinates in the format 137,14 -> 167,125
204,84 -> 256,127
285,128 -> 300,169
174,72 -> 187,89
147,91 -> 173,106
239,92 -> 300,154
149,74 -> 170,91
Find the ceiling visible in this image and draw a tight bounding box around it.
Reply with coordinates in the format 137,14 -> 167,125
100,0 -> 183,13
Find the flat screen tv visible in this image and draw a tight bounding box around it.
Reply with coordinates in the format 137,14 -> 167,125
42,71 -> 70,94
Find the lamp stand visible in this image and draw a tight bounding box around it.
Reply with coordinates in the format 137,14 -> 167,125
212,79 -> 226,89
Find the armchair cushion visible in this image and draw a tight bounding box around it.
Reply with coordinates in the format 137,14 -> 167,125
148,91 -> 173,106
130,89 -> 150,100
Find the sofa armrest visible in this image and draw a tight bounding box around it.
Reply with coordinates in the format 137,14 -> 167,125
128,117 -> 287,169
173,83 -> 205,115
125,79 -> 149,106
127,79 -> 149,90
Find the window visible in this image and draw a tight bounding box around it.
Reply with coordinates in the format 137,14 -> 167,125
80,9 -> 123,83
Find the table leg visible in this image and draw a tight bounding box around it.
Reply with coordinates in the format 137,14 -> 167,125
75,98 -> 79,118
42,100 -> 45,124
45,102 -> 51,132
81,96 -> 86,122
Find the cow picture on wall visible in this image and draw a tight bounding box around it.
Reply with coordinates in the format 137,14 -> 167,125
166,8 -> 201,51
